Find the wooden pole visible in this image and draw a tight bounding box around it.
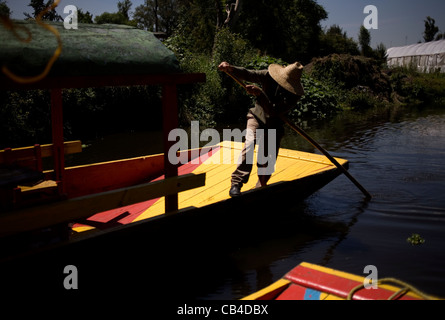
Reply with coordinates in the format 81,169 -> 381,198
162,84 -> 179,212
50,88 -> 66,195
280,117 -> 372,200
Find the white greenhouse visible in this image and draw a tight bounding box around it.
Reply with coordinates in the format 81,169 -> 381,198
386,39 -> 445,73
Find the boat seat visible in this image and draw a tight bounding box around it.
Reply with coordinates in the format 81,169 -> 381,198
0,141 -> 82,211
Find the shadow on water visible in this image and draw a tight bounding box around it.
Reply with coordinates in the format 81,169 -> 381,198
0,198 -> 353,300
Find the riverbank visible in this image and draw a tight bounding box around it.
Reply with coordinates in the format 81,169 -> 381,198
301,54 -> 445,113
1,54 -> 444,149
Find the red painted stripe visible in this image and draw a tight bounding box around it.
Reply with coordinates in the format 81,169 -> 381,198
275,284 -> 307,300
285,265 -> 420,300
72,146 -> 220,229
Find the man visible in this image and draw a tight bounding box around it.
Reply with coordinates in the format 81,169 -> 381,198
218,61 -> 304,197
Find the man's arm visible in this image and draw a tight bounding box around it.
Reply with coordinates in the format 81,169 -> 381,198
218,61 -> 274,115
218,61 -> 267,84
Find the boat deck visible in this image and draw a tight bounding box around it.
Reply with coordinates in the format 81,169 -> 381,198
73,141 -> 347,233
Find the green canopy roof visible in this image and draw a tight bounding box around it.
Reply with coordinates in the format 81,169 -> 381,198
0,20 -> 180,78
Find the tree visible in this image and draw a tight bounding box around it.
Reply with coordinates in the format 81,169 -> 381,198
133,1 -> 153,31
95,12 -> 128,25
167,0 -> 328,62
359,25 -> 372,57
227,0 -> 328,63
78,8 -> 93,24
163,0 -> 218,54
0,0 -> 11,17
133,0 -> 183,35
24,0 -> 62,21
221,0 -> 240,28
94,0 -> 136,27
319,25 -> 360,56
423,16 -> 439,42
373,42 -> 387,65
117,0 -> 132,20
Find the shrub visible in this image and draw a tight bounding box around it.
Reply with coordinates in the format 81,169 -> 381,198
308,54 -> 391,99
171,28 -> 257,127
389,67 -> 445,105
0,90 -> 51,148
289,74 -> 340,121
245,55 -> 288,70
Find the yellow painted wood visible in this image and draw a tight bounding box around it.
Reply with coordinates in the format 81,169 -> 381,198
137,143 -> 340,219
83,141 -> 348,230
321,293 -> 344,300
0,140 -> 82,164
241,279 -> 291,300
0,173 -> 205,237
19,180 -> 58,192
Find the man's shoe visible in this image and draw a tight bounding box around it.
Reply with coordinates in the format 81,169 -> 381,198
229,185 -> 241,197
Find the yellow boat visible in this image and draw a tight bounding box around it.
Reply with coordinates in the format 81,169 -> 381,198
0,20 -> 349,249
68,140 -> 348,235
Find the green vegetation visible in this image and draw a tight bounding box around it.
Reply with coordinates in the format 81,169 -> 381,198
0,86 -> 161,148
407,233 -> 426,245
389,67 -> 445,106
1,0 -> 445,149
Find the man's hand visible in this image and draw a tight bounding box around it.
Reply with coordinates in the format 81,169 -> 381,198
218,62 -> 262,97
245,85 -> 262,96
218,61 -> 233,73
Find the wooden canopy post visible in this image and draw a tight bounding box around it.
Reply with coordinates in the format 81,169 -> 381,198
50,88 -> 66,195
162,84 -> 179,213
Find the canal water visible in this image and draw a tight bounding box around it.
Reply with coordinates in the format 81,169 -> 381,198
66,103 -> 445,299
199,103 -> 445,299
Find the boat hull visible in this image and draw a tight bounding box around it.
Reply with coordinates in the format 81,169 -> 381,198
0,142 -> 349,294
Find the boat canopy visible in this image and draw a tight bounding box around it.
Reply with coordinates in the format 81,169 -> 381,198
386,39 -> 445,73
0,20 -> 180,77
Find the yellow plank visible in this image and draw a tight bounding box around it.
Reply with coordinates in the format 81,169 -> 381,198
0,140 -> 82,164
269,161 -> 313,184
134,148 -> 235,222
80,142 -> 349,230
272,160 -> 327,182
242,279 -> 291,300
177,150 -> 235,205
184,171 -> 232,206
321,293 -> 345,300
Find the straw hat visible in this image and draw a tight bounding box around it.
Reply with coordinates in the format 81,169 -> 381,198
268,62 -> 304,96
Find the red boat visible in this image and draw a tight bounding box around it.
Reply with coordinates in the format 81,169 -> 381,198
243,261 -> 441,300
